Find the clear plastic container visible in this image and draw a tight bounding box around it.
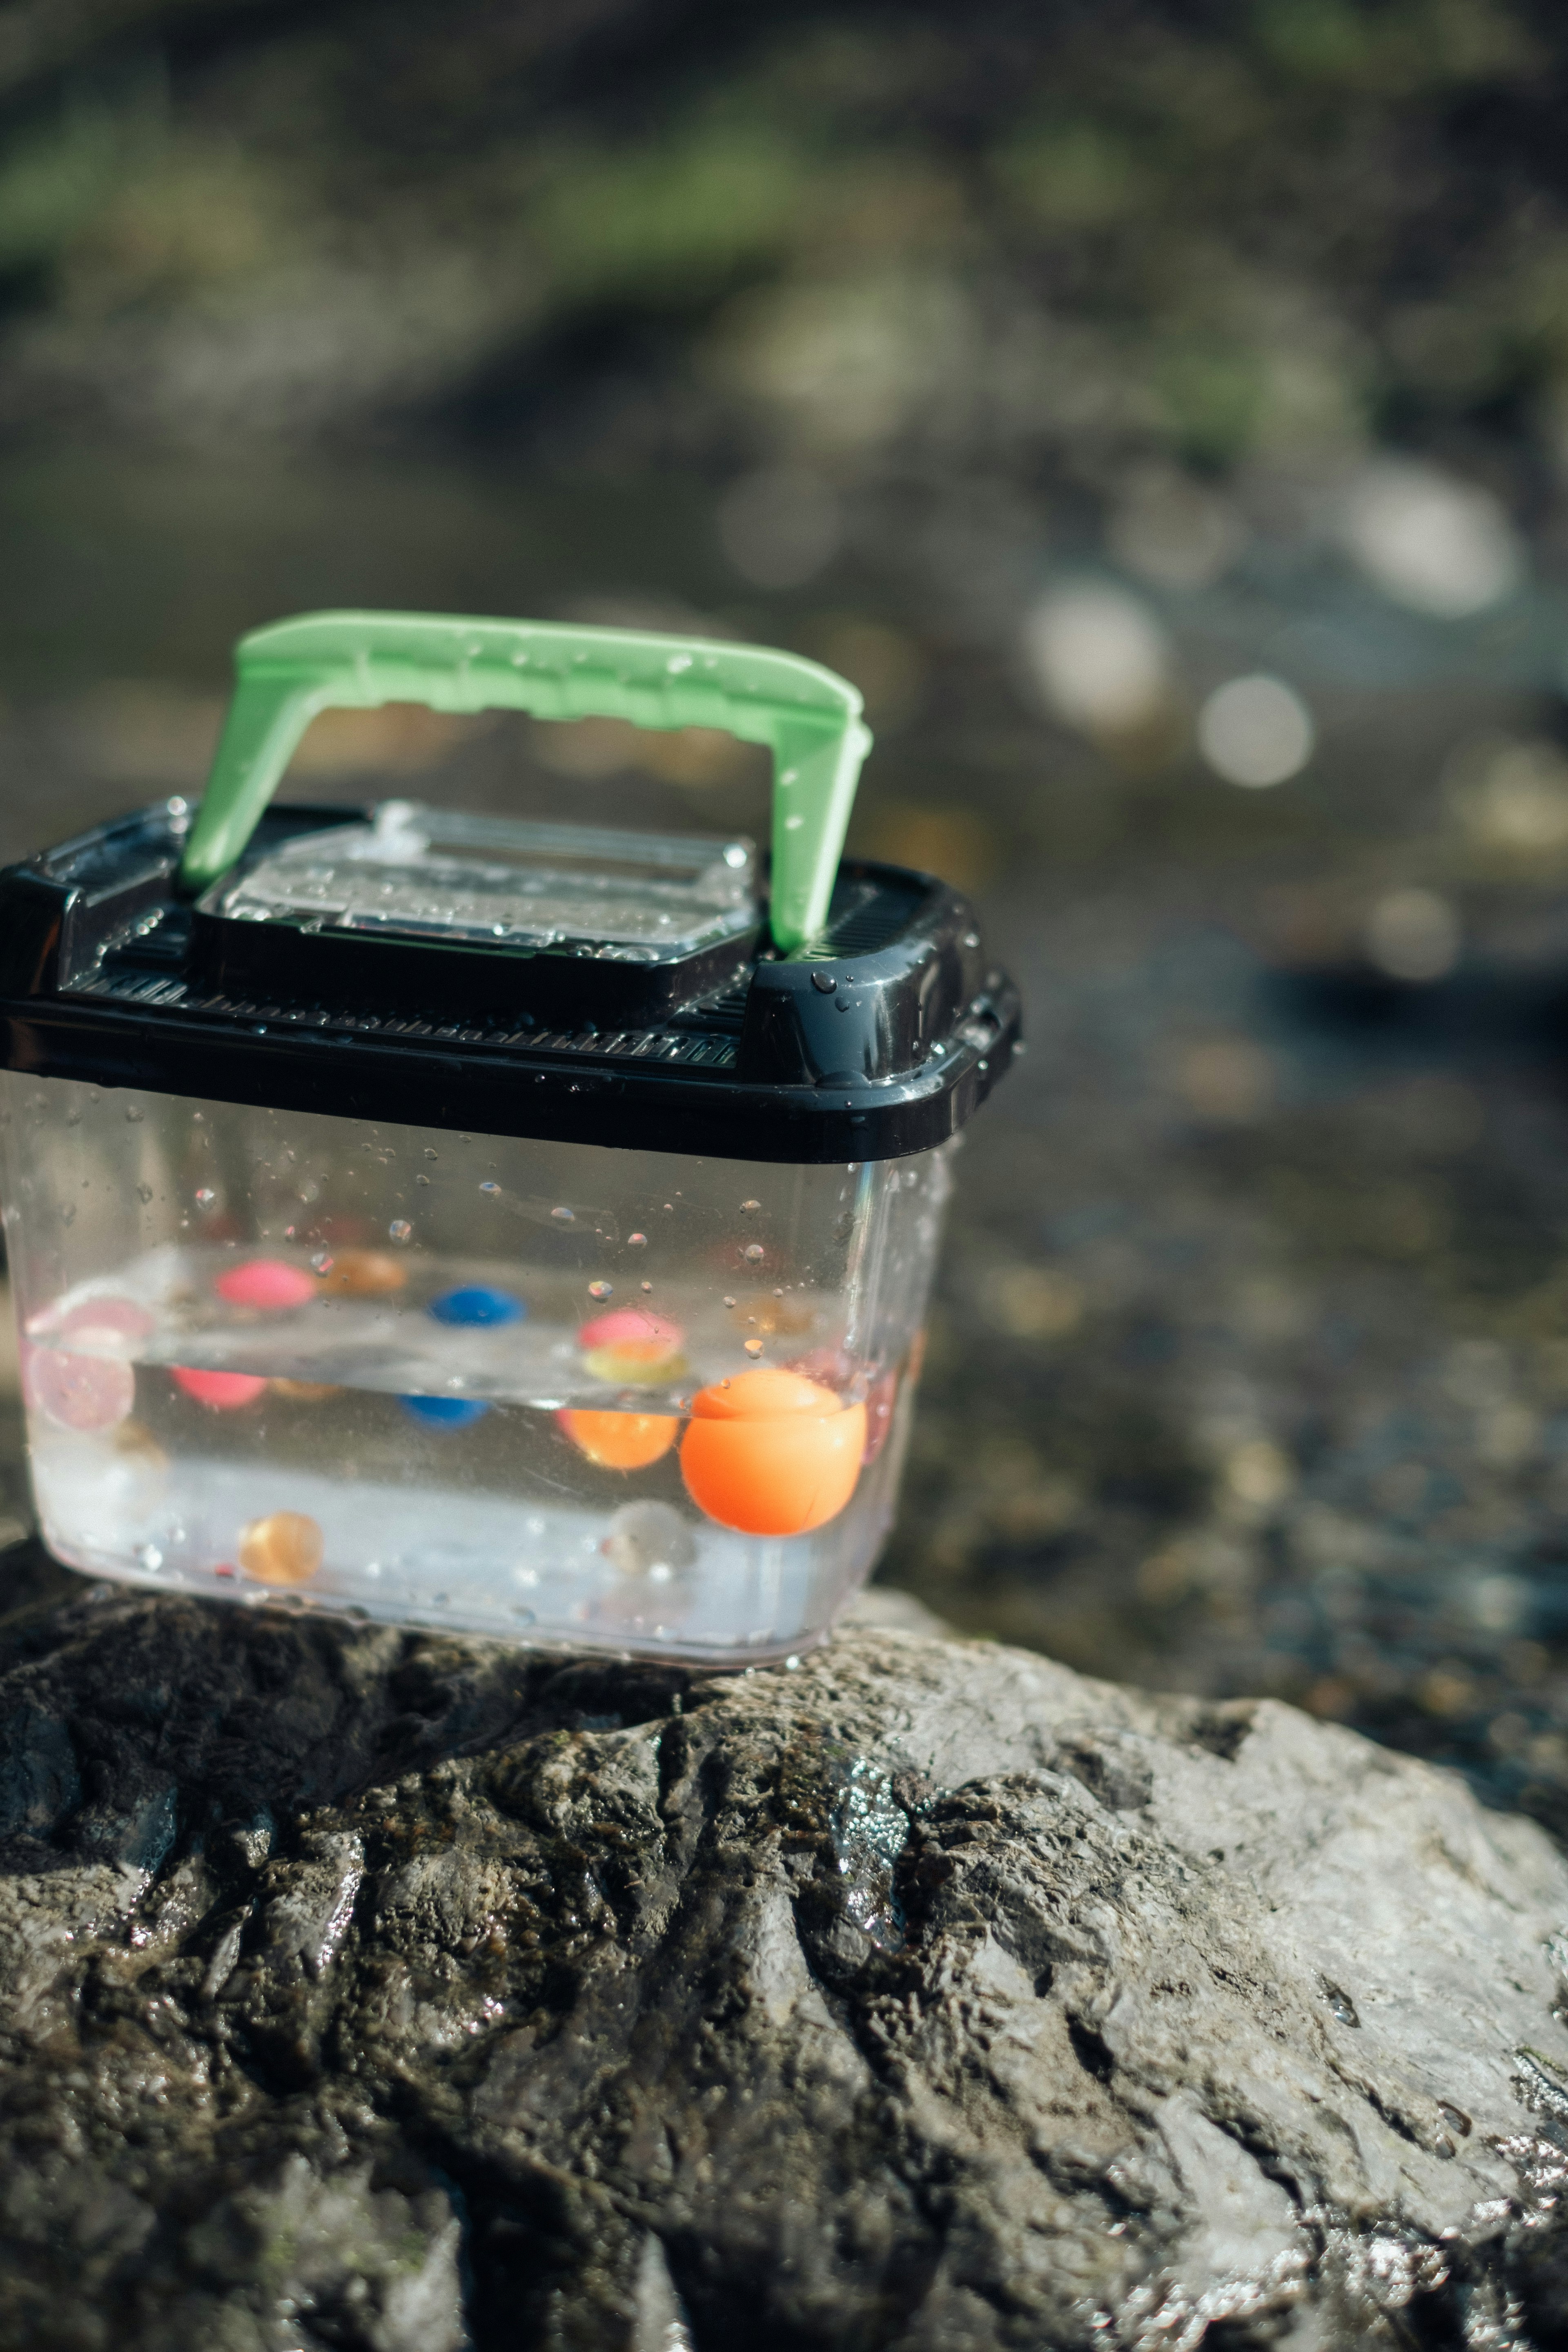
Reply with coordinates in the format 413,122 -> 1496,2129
0,1076 -> 951,1659
0,609 -> 1018,1661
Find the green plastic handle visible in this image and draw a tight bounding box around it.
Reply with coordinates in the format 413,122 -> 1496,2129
178,609 -> 873,954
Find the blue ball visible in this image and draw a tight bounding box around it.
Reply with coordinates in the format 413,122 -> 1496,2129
427,1285 -> 527,1328
401,1394 -> 491,1428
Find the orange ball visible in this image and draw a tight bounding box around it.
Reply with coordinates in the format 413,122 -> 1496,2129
319,1249 -> 408,1296
558,1408 -> 679,1471
680,1368 -> 866,1536
238,1509 -> 323,1586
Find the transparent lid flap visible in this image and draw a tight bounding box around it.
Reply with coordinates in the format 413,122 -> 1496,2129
218,803 -> 757,965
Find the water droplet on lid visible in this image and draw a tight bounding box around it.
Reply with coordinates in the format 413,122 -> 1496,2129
479,1180 -> 500,1195
310,1250 -> 335,1272
723,1296 -> 736,1308
423,1147 -> 438,1160
628,1232 -> 647,1247
136,1184 -> 153,1205
744,1338 -> 765,1356
125,1105 -> 144,1123
723,844 -> 747,867
588,1280 -> 613,1300
641,1280 -> 653,1292
743,1243 -> 765,1263
135,1544 -> 163,1572
194,1187 -> 216,1207
388,1219 -> 413,1244
666,653 -> 693,674
740,1199 -> 761,1213
551,1205 -> 575,1224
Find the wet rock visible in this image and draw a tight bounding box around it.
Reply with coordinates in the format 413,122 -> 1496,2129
3,1547 -> 1568,2346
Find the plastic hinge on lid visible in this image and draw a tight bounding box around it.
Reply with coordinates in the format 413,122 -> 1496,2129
177,611 -> 874,955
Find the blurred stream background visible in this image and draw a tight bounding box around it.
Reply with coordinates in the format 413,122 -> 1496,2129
7,0 -> 1568,1830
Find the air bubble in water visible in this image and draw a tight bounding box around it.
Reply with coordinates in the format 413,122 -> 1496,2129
602,1498 -> 696,1578
628,1232 -> 648,1247
743,1243 -> 765,1263
388,1220 -> 413,1243
194,1187 -> 216,1207
588,1280 -> 613,1300
551,1205 -> 575,1224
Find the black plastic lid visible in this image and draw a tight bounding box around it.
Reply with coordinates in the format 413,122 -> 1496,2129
0,798 -> 1020,1163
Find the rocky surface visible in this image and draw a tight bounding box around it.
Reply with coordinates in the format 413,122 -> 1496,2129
2,1548 -> 1568,2348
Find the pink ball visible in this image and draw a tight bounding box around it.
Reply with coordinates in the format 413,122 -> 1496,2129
22,1345 -> 135,1433
214,1258 -> 318,1310
577,1307 -> 683,1350
31,1296 -> 153,1345
171,1366 -> 267,1410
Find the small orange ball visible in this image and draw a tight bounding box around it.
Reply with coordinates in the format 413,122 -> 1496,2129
680,1368 -> 866,1536
557,1409 -> 680,1471
238,1509 -> 323,1586
318,1249 -> 408,1296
